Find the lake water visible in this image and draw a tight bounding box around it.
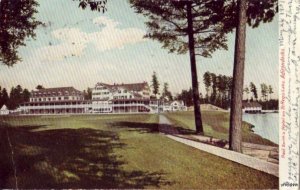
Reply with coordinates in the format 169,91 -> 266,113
242,113 -> 279,144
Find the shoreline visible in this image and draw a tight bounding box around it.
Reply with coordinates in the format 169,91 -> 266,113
243,113 -> 279,145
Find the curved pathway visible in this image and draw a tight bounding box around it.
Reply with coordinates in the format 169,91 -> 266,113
158,114 -> 279,177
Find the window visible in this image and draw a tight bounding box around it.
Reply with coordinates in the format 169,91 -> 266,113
58,97 -> 61,100
64,97 -> 69,100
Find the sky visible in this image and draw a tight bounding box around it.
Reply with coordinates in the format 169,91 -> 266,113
0,0 -> 278,98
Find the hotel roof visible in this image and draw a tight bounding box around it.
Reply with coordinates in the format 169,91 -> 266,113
31,87 -> 83,97
96,82 -> 149,92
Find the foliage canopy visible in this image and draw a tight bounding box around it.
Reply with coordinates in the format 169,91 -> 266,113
0,0 -> 41,66
129,0 -> 277,57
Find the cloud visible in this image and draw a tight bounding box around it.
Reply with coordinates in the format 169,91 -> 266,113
36,17 -> 146,62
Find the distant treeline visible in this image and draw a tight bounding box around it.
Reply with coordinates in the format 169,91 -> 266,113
257,100 -> 278,110
176,71 -> 278,110
0,85 -> 30,110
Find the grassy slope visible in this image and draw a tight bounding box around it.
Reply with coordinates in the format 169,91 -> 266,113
0,114 -> 278,189
164,111 -> 277,146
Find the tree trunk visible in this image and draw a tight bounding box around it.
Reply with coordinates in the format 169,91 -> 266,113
186,2 -> 204,134
229,0 -> 247,152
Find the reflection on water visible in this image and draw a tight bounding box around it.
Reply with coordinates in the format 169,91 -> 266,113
242,113 -> 279,144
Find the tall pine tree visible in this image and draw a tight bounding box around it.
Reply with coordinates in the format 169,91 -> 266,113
151,72 -> 160,98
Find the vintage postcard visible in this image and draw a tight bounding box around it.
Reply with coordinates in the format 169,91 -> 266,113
0,0 -> 298,189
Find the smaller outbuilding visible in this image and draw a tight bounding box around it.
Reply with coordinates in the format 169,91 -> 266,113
160,100 -> 187,112
170,100 -> 187,111
242,102 -> 262,113
0,105 -> 9,115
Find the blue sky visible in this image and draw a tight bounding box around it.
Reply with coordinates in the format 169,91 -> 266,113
0,0 -> 278,98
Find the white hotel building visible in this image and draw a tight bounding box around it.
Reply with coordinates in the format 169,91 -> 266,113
20,87 -> 91,114
91,82 -> 158,113
19,82 -> 187,115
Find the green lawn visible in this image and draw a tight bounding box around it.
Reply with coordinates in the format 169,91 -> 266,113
0,114 -> 278,189
164,111 -> 277,146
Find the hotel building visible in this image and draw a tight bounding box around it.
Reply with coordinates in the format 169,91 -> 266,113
19,82 -> 187,115
91,82 -> 158,113
20,87 -> 91,114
